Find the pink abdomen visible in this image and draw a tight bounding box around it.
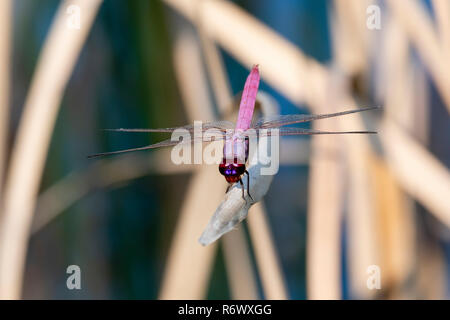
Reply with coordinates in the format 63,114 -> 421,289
235,65 -> 260,130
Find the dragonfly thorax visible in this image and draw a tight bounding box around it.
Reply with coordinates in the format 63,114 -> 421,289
222,133 -> 249,165
219,162 -> 246,183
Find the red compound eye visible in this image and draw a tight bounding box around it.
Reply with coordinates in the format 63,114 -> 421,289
219,163 -> 246,183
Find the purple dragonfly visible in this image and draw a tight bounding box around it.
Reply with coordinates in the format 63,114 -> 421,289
89,65 -> 378,200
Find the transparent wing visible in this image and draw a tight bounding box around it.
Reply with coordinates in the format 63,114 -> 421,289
88,124 -> 377,159
253,106 -> 380,129
88,131 -> 230,159
256,128 -> 377,137
103,120 -> 235,133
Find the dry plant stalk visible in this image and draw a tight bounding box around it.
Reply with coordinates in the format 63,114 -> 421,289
158,168 -> 222,299
0,0 -> 103,299
332,0 -> 372,75
247,202 -> 288,300
383,18 -> 414,131
222,232 -> 258,299
432,0 -> 450,60
305,74 -> 347,300
159,29 -> 222,299
340,99 -> 378,299
306,113 -> 343,300
0,0 -> 12,202
330,2 -> 380,298
369,155 -> 416,299
196,25 -> 233,116
386,0 -> 450,113
381,119 -> 450,227
370,16 -> 419,299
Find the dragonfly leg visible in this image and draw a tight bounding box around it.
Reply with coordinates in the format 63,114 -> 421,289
239,178 -> 246,202
244,170 -> 254,202
226,184 -> 231,193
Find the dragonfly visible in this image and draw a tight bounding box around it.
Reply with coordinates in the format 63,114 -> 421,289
89,65 -> 378,201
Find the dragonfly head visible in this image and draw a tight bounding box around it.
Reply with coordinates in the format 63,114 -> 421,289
219,163 -> 246,183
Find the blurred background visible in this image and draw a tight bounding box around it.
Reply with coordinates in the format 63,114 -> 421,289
0,0 -> 449,299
